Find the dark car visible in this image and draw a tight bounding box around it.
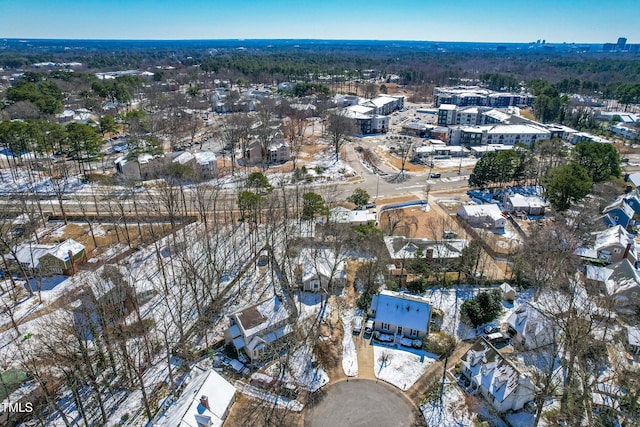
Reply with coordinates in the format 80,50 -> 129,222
430,172 -> 441,178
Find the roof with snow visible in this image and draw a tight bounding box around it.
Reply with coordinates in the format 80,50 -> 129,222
384,236 -> 468,260
461,337 -> 535,406
371,290 -> 431,333
194,151 -> 217,164
13,239 -> 85,269
173,151 -> 195,164
231,295 -> 292,340
458,204 -> 504,221
504,193 -> 548,210
603,197 -> 634,218
506,302 -> 555,348
157,366 -> 235,427
500,282 -> 515,295
297,247 -> 346,284
603,259 -> 640,298
628,172 -> 640,188
329,206 -> 376,224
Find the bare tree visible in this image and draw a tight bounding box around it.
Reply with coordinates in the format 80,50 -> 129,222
325,110 -> 356,162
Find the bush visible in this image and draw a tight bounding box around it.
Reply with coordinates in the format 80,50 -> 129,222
424,332 -> 456,357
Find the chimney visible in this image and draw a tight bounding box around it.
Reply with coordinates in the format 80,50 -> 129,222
623,242 -> 632,261
200,395 -> 209,410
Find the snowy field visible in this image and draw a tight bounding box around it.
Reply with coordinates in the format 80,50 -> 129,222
373,345 -> 439,390
423,286 -> 534,340
421,382 -> 473,427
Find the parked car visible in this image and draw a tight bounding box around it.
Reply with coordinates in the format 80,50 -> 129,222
352,316 -> 363,334
430,172 -> 441,178
365,319 -> 374,335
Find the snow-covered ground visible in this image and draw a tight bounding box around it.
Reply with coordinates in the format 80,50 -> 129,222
421,382 -> 473,427
423,286 -> 534,340
265,345 -> 329,392
373,345 -> 439,391
340,308 -> 358,377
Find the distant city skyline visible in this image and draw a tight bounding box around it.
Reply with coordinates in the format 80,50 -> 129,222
1,0 -> 638,44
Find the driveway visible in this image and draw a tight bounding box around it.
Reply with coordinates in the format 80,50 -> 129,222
304,379 -> 418,427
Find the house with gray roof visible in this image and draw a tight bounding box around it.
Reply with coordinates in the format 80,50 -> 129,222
13,238 -> 86,276
460,337 -> 536,413
369,290 -> 432,340
224,296 -> 293,362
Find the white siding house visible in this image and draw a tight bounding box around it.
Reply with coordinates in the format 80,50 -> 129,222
457,204 -> 506,229
461,338 -> 536,413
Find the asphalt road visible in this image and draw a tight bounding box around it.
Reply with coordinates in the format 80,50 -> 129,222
304,379 -> 417,427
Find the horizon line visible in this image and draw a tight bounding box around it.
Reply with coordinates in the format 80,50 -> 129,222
0,37 -> 617,45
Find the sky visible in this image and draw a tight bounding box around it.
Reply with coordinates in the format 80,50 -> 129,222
0,0 -> 638,44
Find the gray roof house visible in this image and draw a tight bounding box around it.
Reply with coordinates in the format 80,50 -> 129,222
369,290 -> 432,341
224,296 -> 293,362
460,337 -> 536,413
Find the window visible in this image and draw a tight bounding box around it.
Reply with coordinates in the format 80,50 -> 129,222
410,329 -> 418,337
381,322 -> 390,330
614,248 -> 621,253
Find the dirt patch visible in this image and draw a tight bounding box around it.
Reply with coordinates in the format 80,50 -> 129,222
373,145 -> 426,173
40,222 -> 173,255
379,201 -> 465,239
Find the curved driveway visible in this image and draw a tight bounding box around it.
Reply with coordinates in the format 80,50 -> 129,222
304,379 -> 418,427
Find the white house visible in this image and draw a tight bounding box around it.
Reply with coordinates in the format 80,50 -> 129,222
157,366 -> 236,427
369,290 -> 432,340
13,239 -> 86,276
294,247 -> 347,292
585,259 -> 640,312
384,236 -> 468,271
224,296 -> 293,362
329,206 -> 376,225
457,204 -> 506,229
575,226 -> 637,265
460,337 -> 536,413
503,192 -> 549,216
506,302 -> 555,350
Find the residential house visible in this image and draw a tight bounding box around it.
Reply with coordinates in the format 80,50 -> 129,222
384,235 -> 468,276
603,198 -> 635,229
506,302 -> 555,350
294,247 -> 347,292
585,259 -> 640,312
575,225 -> 637,265
369,290 -> 432,340
457,204 -> 506,229
157,365 -> 236,427
13,239 -> 86,276
627,326 -> 640,355
503,192 -> 548,216
224,296 -> 293,362
460,337 -> 536,412
328,206 -> 376,226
